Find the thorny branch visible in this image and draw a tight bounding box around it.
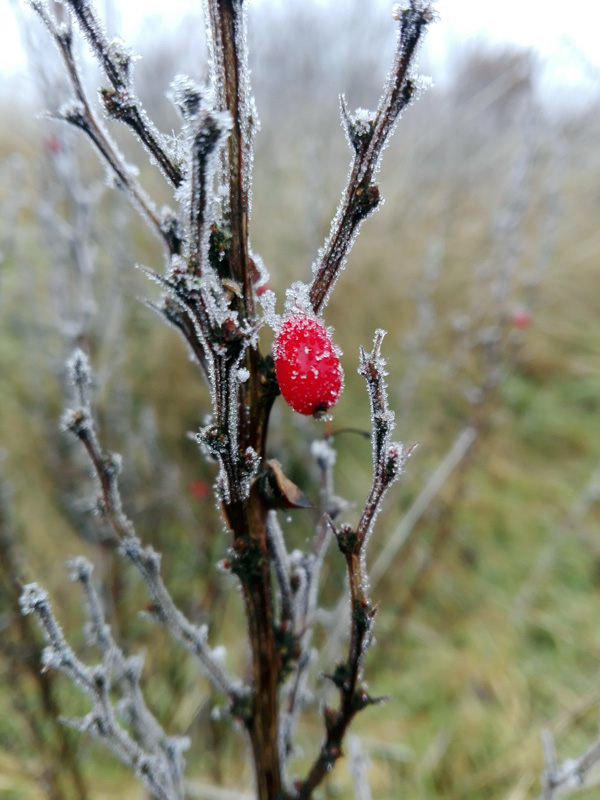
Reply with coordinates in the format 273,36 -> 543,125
309,1 -> 436,314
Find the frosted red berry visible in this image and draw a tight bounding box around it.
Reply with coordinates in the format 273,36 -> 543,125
274,315 -> 344,416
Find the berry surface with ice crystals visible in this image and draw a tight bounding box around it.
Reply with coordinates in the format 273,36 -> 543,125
273,315 -> 344,416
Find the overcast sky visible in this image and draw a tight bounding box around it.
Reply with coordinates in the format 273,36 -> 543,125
3,0 -> 600,106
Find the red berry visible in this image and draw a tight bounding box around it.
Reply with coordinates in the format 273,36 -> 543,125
274,315 -> 344,416
510,305 -> 532,329
189,479 -> 210,500
44,135 -> 61,155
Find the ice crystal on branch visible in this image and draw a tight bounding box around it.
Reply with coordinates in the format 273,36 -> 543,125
19,582 -> 50,617
355,331 -> 407,552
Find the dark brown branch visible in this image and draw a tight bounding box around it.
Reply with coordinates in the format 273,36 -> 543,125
294,518 -> 381,800
198,6 -> 284,797
206,0 -> 255,319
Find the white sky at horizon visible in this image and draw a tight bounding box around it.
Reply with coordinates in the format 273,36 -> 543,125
2,0 -> 600,108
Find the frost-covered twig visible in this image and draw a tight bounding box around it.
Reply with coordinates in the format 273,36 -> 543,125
184,97 -> 231,276
67,555 -> 187,797
56,0 -> 183,188
19,580 -> 186,800
204,0 -> 256,316
295,332 -> 404,799
266,510 -> 294,627
539,727 -> 600,799
28,1 -> 175,250
309,2 -> 435,313
61,349 -> 242,702
356,330 -> 406,549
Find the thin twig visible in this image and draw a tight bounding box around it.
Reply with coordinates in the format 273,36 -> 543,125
68,556 -> 188,798
28,1 -> 176,251
266,511 -> 294,627
61,350 -> 243,702
296,332 -> 403,799
59,0 -> 183,187
309,2 -> 435,313
19,582 -> 178,800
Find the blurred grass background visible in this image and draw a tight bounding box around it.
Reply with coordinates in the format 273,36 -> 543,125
1,2 -> 600,799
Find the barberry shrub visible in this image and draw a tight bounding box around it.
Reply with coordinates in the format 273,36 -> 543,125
18,2 -> 436,799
